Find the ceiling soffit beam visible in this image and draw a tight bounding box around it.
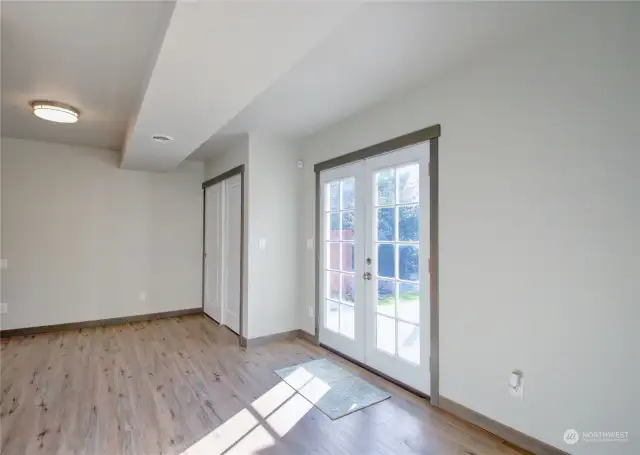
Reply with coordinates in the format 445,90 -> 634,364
120,1 -> 361,171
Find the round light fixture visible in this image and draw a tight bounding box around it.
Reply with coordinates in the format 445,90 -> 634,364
29,100 -> 80,124
152,135 -> 173,142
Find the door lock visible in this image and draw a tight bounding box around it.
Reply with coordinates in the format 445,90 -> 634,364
366,257 -> 372,265
362,272 -> 372,280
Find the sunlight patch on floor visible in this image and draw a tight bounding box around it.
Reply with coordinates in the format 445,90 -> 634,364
181,366 -> 330,455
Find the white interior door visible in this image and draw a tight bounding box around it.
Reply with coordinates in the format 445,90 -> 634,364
204,183 -> 223,323
223,174 -> 242,335
318,142 -> 430,394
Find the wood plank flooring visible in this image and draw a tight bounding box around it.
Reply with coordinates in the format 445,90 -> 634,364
1,315 -> 527,455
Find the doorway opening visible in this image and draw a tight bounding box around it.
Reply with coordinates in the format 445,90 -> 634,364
314,125 -> 440,402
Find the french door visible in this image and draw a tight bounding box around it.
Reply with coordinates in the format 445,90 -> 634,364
319,142 -> 430,393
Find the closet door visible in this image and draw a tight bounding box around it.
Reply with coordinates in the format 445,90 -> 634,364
204,183 -> 223,323
223,174 -> 242,334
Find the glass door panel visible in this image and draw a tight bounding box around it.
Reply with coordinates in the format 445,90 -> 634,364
364,143 -> 430,393
318,163 -> 365,362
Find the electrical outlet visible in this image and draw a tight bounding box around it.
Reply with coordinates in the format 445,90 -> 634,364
308,306 -> 314,318
306,238 -> 314,250
139,292 -> 147,302
0,259 -> 7,270
0,303 -> 7,314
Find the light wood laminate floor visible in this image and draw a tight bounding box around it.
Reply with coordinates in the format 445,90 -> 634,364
1,315 -> 527,455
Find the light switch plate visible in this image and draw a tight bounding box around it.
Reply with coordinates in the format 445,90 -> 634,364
510,378 -> 524,400
306,238 -> 314,250
139,292 -> 147,302
308,306 -> 314,318
0,259 -> 7,270
0,303 -> 7,314
259,238 -> 267,250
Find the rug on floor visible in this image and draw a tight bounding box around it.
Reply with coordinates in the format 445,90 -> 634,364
274,358 -> 391,420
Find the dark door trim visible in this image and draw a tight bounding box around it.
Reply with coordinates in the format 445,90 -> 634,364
202,164 -> 247,347
313,124 -> 441,404
313,124 -> 440,173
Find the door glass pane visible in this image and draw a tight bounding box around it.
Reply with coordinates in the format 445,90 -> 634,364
397,282 -> 419,324
339,304 -> 354,339
377,208 -> 395,241
398,321 -> 420,365
327,213 -> 340,240
325,300 -> 339,332
376,279 -> 395,317
397,164 -> 419,204
376,168 -> 395,206
341,211 -> 355,241
326,271 -> 340,300
398,205 -> 419,242
377,244 -> 395,278
341,178 -> 355,210
327,243 -> 340,270
341,274 -> 354,303
327,182 -> 339,211
398,245 -> 419,281
340,243 -> 354,272
376,315 -> 396,355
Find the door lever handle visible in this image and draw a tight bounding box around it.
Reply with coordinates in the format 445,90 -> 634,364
362,272 -> 372,280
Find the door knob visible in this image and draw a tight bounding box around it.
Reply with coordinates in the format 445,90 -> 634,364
362,272 -> 372,280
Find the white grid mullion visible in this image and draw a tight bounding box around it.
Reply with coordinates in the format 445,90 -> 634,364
376,240 -> 418,245
394,240 -> 399,282
374,201 -> 418,209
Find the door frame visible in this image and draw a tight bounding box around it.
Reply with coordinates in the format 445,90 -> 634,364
202,165 -> 247,347
313,124 -> 441,404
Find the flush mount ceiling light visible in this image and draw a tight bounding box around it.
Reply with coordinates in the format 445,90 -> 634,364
29,100 -> 80,124
152,135 -> 174,142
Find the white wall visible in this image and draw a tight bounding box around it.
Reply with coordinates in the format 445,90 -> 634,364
247,135 -> 298,338
1,137 -> 204,330
204,135 -> 249,181
297,4 -> 639,454
204,134 -> 299,339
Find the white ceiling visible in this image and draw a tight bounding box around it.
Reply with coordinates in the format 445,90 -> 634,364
1,1 -> 174,151
2,1 -> 571,169
191,2 -> 569,161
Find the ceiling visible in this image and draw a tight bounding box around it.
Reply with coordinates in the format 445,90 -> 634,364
1,1 -> 570,169
1,1 -> 174,151
193,2 -> 568,161
217,2 -> 561,137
